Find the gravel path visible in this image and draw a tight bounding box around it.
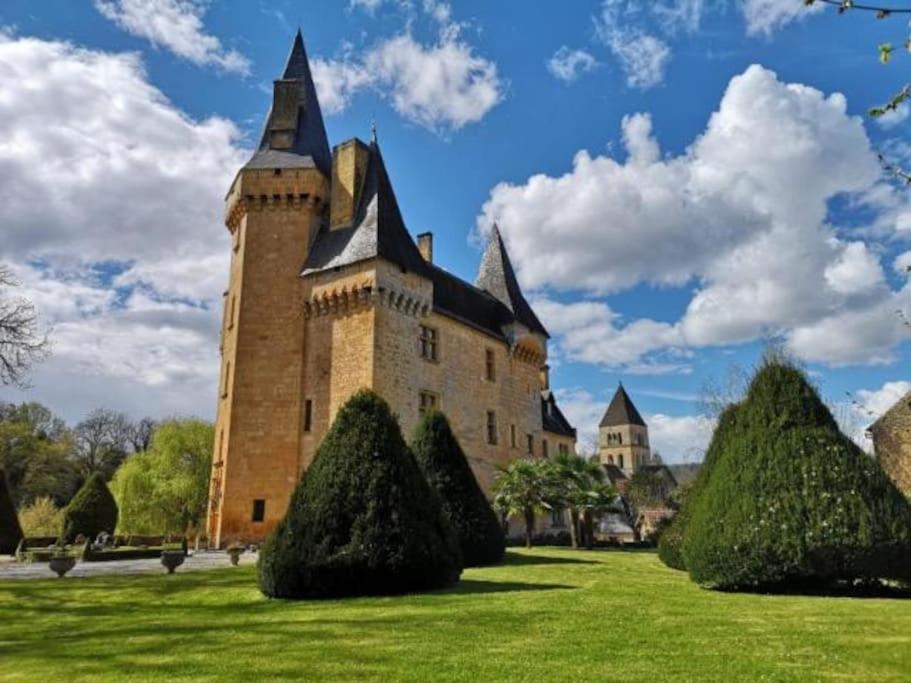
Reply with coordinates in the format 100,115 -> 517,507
0,550 -> 258,580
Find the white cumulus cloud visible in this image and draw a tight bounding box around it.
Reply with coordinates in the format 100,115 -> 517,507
742,0 -> 824,37
94,0 -> 250,74
479,64 -> 910,368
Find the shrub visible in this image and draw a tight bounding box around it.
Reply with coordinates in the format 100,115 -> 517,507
411,410 -> 505,567
683,361 -> 911,591
0,469 -> 23,554
658,404 -> 741,571
61,473 -> 119,542
258,390 -> 462,599
17,496 -> 63,537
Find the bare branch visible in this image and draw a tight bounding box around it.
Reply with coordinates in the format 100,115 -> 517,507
0,264 -> 50,388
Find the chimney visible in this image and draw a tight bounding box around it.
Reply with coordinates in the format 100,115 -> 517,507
268,80 -> 301,150
417,232 -> 433,262
330,138 -> 370,229
540,364 -> 550,391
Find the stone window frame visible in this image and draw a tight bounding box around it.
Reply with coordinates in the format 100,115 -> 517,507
486,410 -> 498,446
419,324 -> 439,363
419,390 -> 439,417
485,348 -> 496,382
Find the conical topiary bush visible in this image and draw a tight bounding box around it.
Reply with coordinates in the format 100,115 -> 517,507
0,469 -> 23,554
411,410 -> 505,567
658,404 -> 741,571
683,360 -> 911,591
62,472 -> 118,542
258,390 -> 462,599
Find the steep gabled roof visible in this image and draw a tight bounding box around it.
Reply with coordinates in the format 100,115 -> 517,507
541,390 -> 577,438
245,30 -> 332,176
475,225 -> 548,337
302,138 -> 427,275
599,384 -> 646,428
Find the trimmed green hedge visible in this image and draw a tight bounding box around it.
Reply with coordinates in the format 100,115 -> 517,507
658,404 -> 741,571
258,390 -> 462,599
62,473 -> 118,543
683,361 -> 911,591
0,469 -> 23,555
411,411 -> 505,567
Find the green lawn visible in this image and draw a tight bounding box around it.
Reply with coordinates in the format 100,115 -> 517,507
0,548 -> 908,682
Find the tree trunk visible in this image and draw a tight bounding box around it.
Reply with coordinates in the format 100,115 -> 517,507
523,508 -> 535,548
583,509 -> 594,549
569,508 -> 580,549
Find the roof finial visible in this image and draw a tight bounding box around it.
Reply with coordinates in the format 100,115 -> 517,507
370,116 -> 378,144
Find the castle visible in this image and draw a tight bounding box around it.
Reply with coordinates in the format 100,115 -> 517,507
206,31 -> 577,547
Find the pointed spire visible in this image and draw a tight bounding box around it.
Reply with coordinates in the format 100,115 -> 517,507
246,28 -> 332,176
599,385 -> 646,428
475,225 -> 548,337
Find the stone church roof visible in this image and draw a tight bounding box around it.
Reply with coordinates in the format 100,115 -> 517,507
599,384 -> 647,428
245,30 -> 332,176
475,226 -> 549,337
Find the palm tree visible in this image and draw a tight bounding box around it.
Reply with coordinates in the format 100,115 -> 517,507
578,481 -> 619,549
547,453 -> 607,549
492,459 -> 551,548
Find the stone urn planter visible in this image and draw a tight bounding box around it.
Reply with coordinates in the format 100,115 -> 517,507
226,544 -> 245,567
49,554 -> 76,578
161,550 -> 185,574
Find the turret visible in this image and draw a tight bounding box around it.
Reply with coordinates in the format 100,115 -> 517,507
208,29 -> 331,548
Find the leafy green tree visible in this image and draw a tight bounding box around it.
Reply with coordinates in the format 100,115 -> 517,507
258,390 -> 461,599
492,459 -> 552,548
411,410 -> 505,567
61,472 -> 118,542
0,468 -> 23,553
684,360 -> 911,591
0,408 -> 77,507
17,496 -> 63,537
111,419 -> 213,536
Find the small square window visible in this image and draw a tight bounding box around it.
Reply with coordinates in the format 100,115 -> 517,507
419,390 -> 438,417
252,499 -> 266,523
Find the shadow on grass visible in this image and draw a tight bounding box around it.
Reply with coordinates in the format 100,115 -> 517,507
712,580 -> 911,600
501,550 -> 598,566
447,578 -> 574,595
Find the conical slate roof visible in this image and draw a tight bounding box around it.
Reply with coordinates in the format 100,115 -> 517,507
600,384 -> 646,428
474,226 -> 548,337
245,29 -> 332,176
302,138 -> 427,275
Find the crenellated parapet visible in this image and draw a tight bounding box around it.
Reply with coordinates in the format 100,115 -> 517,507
304,280 -> 431,320
224,167 -> 329,231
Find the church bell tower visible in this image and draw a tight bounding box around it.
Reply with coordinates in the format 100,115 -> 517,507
207,30 -> 332,547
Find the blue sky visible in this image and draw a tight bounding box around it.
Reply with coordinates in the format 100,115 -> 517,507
1,0 -> 911,460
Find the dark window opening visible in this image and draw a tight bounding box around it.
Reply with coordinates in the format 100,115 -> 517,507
486,411 -> 498,445
252,499 -> 266,523
304,399 -> 313,432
